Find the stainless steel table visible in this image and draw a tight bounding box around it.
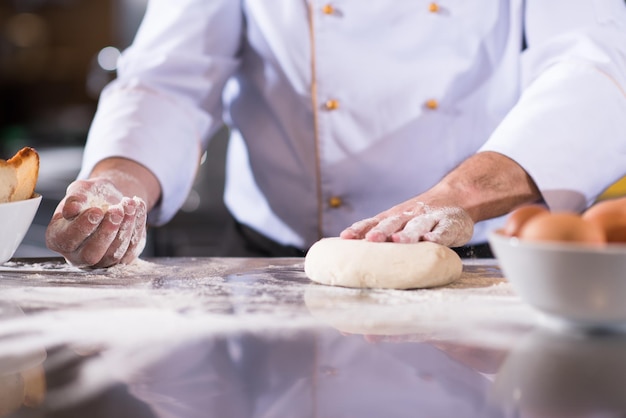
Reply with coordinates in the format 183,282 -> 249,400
0,257 -> 622,417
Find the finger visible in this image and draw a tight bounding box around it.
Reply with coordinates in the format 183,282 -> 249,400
62,179 -> 111,219
422,230 -> 449,245
423,217 -> 473,247
340,217 -> 379,239
60,195 -> 88,219
422,220 -> 452,245
72,206 -> 125,267
120,197 -> 148,264
392,216 -> 437,243
364,215 -> 407,242
45,208 -> 105,254
93,199 -> 136,268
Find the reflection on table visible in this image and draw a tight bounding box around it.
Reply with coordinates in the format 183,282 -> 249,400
0,258 -> 622,417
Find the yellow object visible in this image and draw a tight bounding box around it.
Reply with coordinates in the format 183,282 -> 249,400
425,99 -> 439,110
598,176 -> 626,201
328,196 -> 343,208
324,99 -> 340,110
322,4 -> 335,14
0,147 -> 39,203
428,2 -> 440,13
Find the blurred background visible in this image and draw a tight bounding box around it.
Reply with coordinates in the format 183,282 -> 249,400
1,0 -> 230,258
2,0 -> 626,260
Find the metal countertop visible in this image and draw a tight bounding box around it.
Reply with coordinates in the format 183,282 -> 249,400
0,257 -> 622,417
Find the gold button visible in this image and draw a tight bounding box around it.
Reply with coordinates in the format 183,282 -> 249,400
324,99 -> 340,110
425,99 -> 439,110
428,2 -> 440,13
322,4 -> 335,15
328,196 -> 343,208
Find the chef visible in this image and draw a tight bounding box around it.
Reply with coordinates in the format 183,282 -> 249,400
45,0 -> 626,267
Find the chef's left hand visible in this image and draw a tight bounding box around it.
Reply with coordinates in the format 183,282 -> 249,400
45,178 -> 148,268
340,199 -> 474,247
45,157 -> 161,269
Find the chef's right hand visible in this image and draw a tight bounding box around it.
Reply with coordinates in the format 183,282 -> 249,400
45,178 -> 148,268
340,200 -> 474,248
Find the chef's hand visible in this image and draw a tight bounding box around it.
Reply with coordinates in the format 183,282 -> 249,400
341,152 -> 544,247
340,199 -> 474,247
45,178 -> 148,268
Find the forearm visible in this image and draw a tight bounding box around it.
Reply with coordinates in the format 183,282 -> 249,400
419,151 -> 542,223
89,157 -> 162,212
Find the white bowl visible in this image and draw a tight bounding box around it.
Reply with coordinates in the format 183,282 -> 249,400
488,230 -> 626,329
0,194 -> 42,264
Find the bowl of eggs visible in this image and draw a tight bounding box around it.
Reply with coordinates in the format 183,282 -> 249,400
488,198 -> 626,330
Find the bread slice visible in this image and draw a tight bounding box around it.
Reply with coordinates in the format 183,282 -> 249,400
8,147 -> 39,202
0,160 -> 18,203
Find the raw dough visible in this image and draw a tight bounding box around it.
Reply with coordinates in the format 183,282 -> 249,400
304,237 -> 463,289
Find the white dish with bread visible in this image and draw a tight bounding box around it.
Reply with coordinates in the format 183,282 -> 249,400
0,147 -> 42,264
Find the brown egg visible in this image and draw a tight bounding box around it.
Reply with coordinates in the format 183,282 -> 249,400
503,204 -> 549,237
582,197 -> 626,243
519,212 -> 606,245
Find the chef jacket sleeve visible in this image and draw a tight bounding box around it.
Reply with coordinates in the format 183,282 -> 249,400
78,0 -> 243,225
480,0 -> 626,212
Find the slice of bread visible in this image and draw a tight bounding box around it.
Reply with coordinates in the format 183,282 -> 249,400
0,160 -> 18,203
8,147 -> 39,202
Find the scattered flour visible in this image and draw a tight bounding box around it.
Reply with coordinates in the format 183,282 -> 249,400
85,193 -> 110,211
0,257 -> 535,408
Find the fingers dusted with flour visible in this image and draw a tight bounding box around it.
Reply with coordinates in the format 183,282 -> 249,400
120,198 -> 147,265
45,158 -> 160,268
46,180 -> 148,268
340,152 -> 542,247
340,201 -> 474,248
79,197 -> 147,268
393,206 -> 474,247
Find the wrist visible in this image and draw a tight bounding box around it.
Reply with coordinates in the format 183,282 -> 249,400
423,152 -> 542,223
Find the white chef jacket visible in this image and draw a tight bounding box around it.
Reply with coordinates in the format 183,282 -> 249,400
80,0 -> 626,250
